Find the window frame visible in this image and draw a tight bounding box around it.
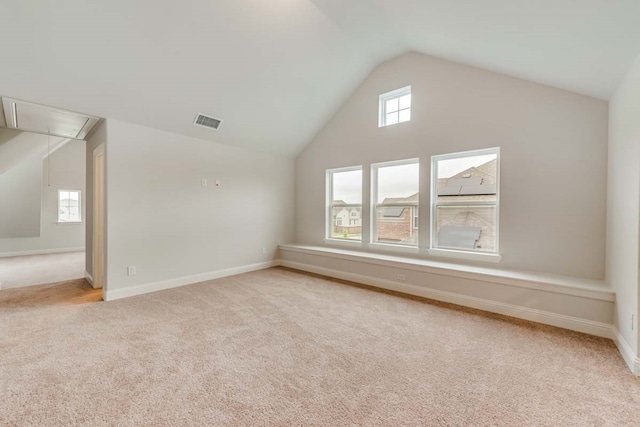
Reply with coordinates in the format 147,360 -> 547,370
369,158 -> 420,253
378,85 -> 411,128
429,147 -> 501,263
325,165 -> 363,245
57,189 -> 82,224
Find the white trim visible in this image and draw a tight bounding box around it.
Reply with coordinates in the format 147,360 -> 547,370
324,238 -> 363,247
84,271 -> 95,287
612,328 -> 640,375
0,247 -> 84,258
429,248 -> 502,263
280,259 -> 613,338
103,260 -> 280,301
368,242 -> 420,254
279,245 -> 614,302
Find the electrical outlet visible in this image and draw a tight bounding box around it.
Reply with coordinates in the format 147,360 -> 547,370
127,265 -> 136,276
201,178 -> 208,187
396,274 -> 405,281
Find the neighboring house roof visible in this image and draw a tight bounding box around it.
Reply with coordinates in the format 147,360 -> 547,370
381,207 -> 406,217
382,193 -> 419,204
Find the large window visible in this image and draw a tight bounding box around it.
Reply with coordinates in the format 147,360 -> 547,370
371,159 -> 419,247
431,148 -> 499,258
378,86 -> 411,127
327,166 -> 362,241
58,190 -> 81,223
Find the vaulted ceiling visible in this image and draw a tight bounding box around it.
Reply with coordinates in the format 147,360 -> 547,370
1,0 -> 639,156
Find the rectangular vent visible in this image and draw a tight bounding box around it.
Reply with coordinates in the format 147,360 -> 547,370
194,113 -> 222,130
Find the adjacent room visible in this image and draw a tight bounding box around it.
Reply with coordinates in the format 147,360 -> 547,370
0,127 -> 88,290
1,0 -> 640,425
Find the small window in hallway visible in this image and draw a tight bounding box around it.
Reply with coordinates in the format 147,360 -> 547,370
58,190 -> 81,223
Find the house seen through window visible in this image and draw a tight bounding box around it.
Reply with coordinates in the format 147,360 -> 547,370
372,159 -> 419,246
431,148 -> 499,253
58,190 -> 81,223
327,167 -> 362,241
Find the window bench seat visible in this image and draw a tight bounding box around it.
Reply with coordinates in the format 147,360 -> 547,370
278,244 -> 615,338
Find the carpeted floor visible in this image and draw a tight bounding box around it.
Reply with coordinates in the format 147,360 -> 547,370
0,251 -> 85,289
1,267 -> 638,426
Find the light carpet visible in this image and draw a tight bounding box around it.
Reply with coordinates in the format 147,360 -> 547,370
0,251 -> 85,289
1,267 -> 638,426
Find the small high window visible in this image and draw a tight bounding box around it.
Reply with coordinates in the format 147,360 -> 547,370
379,86 -> 411,127
58,190 -> 81,223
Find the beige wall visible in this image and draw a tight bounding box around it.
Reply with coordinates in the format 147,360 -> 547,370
607,53 -> 640,355
295,52 -> 608,279
103,119 -> 295,292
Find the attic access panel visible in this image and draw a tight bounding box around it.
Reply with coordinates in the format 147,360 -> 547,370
2,97 -> 100,140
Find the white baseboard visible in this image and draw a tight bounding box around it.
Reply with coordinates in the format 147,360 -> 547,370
612,328 -> 640,375
0,247 -> 84,258
281,259 -> 613,339
84,271 -> 95,287
104,260 -> 281,301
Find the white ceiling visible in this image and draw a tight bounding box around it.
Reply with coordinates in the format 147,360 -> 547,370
1,0 -> 639,156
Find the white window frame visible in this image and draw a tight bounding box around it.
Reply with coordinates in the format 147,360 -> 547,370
325,165 -> 363,246
429,147 -> 501,263
57,189 -> 82,224
369,158 -> 420,253
378,85 -> 411,128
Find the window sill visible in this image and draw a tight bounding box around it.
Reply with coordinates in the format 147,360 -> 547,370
368,242 -> 420,254
428,248 -> 502,263
56,221 -> 83,225
323,238 -> 362,248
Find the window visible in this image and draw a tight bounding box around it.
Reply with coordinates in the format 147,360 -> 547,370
379,86 -> 411,127
58,190 -> 81,223
327,166 -> 362,241
371,159 -> 419,246
431,148 -> 500,258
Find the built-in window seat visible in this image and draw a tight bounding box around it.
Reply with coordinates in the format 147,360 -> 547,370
278,244 -> 615,338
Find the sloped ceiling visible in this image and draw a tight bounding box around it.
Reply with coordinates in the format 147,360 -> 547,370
0,0 -> 639,156
0,129 -> 68,175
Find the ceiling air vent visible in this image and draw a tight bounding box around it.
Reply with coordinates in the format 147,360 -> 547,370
193,113 -> 222,131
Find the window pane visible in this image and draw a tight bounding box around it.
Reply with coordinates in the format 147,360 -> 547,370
59,209 -> 70,222
69,207 -> 80,222
398,108 -> 411,123
437,154 -> 497,203
436,205 -> 496,252
331,206 -> 362,240
385,97 -> 399,113
376,162 -> 419,203
375,205 -> 418,245
385,112 -> 399,125
375,161 -> 419,246
332,169 -> 362,204
59,191 -> 69,206
399,94 -> 411,110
